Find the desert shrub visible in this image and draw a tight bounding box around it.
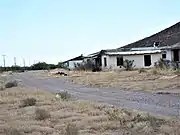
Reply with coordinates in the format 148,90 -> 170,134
19,98 -> 36,108
105,108 -> 120,121
123,59 -> 135,71
74,59 -> 95,71
171,61 -> 180,70
64,123 -> 79,135
155,58 -> 179,70
5,80 -> 18,88
35,108 -> 50,120
0,85 -> 5,91
138,68 -> 147,73
174,69 -> 180,75
56,91 -> 71,100
154,58 -> 169,69
5,128 -> 23,135
151,68 -> 158,75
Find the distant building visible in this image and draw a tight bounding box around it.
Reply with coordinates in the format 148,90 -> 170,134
61,55 -> 84,69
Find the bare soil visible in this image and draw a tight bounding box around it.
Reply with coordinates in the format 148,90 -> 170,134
0,87 -> 180,135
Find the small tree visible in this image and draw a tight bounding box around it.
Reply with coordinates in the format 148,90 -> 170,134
123,59 -> 135,71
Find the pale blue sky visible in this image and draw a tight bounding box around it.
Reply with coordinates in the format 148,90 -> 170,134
0,0 -> 179,66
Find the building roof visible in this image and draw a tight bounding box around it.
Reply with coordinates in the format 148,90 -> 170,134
118,22 -> 180,49
62,55 -> 84,63
105,50 -> 162,56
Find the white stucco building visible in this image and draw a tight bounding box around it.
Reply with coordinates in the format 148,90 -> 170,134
61,55 -> 84,69
63,22 -> 180,70
85,22 -> 180,70
100,49 -> 163,69
85,47 -> 164,70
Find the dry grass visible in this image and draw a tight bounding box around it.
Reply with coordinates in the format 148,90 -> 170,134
0,87 -> 180,135
19,98 -> 37,108
66,69 -> 180,92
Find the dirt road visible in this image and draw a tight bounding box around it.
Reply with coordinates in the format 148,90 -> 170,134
12,71 -> 180,117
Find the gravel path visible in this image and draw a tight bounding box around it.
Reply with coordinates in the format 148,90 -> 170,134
12,71 -> 180,117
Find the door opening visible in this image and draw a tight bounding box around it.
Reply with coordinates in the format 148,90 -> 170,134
104,57 -> 107,67
173,49 -> 179,62
144,55 -> 151,66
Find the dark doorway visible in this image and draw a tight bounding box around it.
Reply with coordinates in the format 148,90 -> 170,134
162,53 -> 166,59
95,57 -> 102,67
117,56 -> 123,66
104,57 -> 107,67
144,55 -> 151,66
173,49 -> 179,62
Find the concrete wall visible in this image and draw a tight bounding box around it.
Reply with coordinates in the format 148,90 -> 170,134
101,55 -> 120,70
165,49 -> 180,61
101,53 -> 162,70
166,50 -> 173,61
68,60 -> 83,69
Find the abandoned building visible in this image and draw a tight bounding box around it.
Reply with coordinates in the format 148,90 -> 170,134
85,22 -> 180,70
62,22 -> 180,70
61,55 -> 84,69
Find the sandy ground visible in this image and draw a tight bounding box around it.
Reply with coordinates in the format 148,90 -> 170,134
62,69 -> 180,92
1,87 -> 180,135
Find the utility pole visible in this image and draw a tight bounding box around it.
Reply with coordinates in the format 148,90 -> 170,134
29,59 -> 31,66
14,57 -> 17,66
23,58 -> 25,67
2,55 -> 6,68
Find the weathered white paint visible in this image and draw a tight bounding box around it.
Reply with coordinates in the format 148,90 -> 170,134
123,55 -> 144,68
166,50 -> 173,61
68,60 -> 83,69
101,53 -> 162,69
165,49 -> 180,61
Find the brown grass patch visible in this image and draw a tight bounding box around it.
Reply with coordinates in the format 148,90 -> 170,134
0,87 -> 180,135
66,69 -> 180,92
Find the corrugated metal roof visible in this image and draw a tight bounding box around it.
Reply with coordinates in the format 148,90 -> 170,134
105,50 -> 162,55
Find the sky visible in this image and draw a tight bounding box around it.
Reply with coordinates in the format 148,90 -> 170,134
0,0 -> 179,66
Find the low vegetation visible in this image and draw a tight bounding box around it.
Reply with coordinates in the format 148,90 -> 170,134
74,60 -> 101,72
0,87 -> 180,135
56,91 -> 71,101
64,123 -> 79,135
123,59 -> 135,71
35,108 -> 50,120
5,80 -> 18,88
67,68 -> 180,92
138,68 -> 147,73
19,98 -> 37,108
